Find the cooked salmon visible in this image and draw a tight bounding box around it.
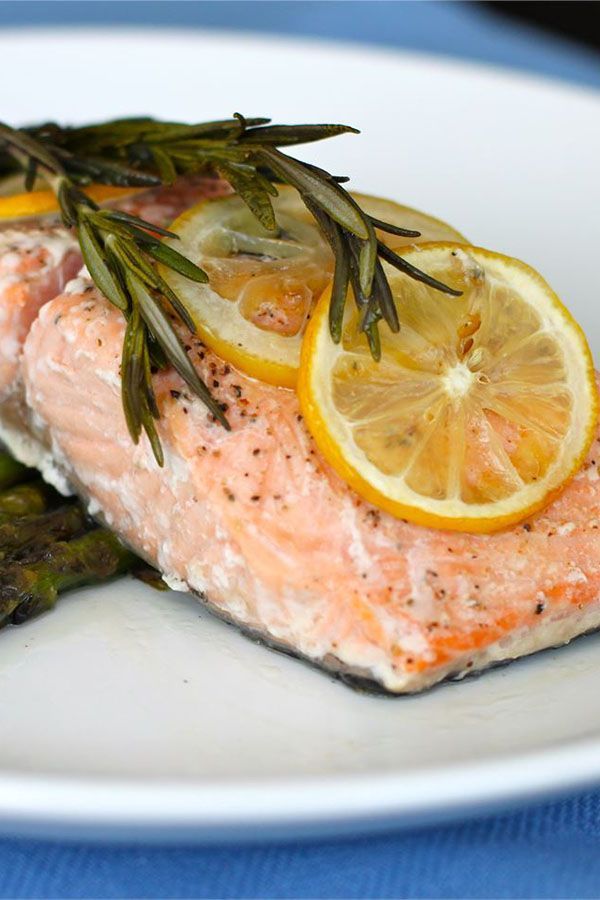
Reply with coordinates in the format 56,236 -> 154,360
2,276 -> 597,693
1,177 -> 599,692
0,177 -> 228,400
0,224 -> 80,398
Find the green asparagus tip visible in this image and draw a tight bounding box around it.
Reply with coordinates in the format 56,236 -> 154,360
1,528 -> 138,628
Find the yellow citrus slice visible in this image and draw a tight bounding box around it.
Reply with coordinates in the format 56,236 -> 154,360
0,184 -> 144,220
162,186 -> 466,387
0,173 -> 48,196
298,242 -> 598,533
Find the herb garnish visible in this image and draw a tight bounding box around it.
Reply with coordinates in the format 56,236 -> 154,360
0,115 -> 458,464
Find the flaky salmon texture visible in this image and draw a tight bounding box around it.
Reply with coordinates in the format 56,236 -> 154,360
1,181 -> 600,693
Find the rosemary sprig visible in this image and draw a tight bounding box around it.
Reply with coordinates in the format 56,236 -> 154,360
25,115 -> 459,333
0,121 -> 228,465
0,115 -> 459,465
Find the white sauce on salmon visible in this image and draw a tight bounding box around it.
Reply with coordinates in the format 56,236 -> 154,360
0,225 -> 77,269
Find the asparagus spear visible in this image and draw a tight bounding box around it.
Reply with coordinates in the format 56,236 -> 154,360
0,479 -> 60,517
0,529 -> 137,628
0,451 -> 35,490
0,503 -> 88,562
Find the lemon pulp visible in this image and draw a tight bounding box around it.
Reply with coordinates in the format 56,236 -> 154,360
299,243 -> 598,532
162,186 -> 466,386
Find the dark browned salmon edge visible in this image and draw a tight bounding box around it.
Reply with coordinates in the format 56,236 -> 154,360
185,584 -> 599,697
2,428 -> 595,696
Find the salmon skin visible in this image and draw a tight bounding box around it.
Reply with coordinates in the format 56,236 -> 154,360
1,182 -> 600,693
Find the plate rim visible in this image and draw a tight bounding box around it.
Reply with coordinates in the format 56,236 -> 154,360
1,736 -> 600,838
1,26 -> 600,840
1,24 -> 599,104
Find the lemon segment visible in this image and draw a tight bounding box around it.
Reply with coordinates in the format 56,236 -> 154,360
161,186 -> 466,387
0,184 -> 145,220
298,243 -> 597,533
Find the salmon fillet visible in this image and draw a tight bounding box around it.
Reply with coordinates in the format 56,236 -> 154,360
0,177 -> 228,401
2,277 -> 598,693
1,178 -> 599,692
0,224 -> 80,398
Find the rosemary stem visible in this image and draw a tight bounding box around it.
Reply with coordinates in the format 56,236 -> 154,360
1,114 -> 461,467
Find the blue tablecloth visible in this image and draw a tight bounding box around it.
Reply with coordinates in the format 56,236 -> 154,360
2,790 -> 600,899
1,3 -> 600,897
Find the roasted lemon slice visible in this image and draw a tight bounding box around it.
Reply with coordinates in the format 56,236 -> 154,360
298,243 -> 597,533
162,186 -> 466,387
0,184 -> 144,220
0,174 -> 48,196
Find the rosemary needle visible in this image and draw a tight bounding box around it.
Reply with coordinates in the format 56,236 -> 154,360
0,115 -> 459,465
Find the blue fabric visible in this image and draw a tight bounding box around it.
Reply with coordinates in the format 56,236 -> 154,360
1,0 -> 600,89
1,2 -> 600,897
3,791 -> 600,898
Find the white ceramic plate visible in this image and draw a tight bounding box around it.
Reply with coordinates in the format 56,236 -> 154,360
1,29 -> 600,843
